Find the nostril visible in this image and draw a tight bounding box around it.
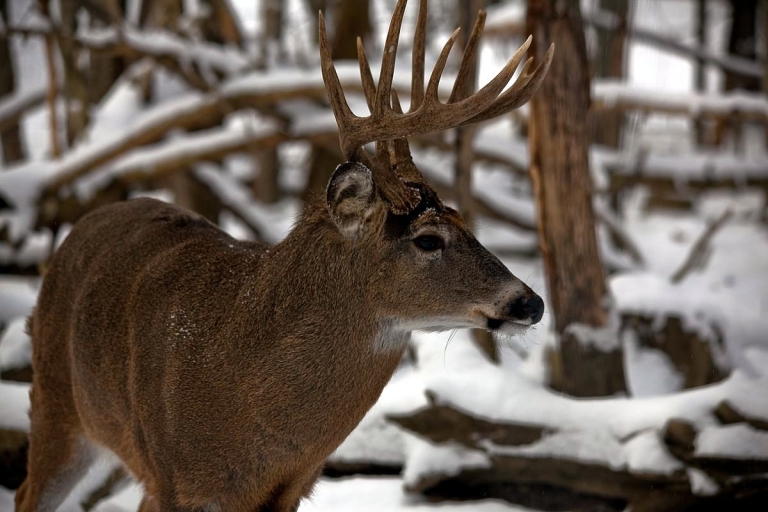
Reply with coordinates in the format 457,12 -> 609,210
523,295 -> 544,324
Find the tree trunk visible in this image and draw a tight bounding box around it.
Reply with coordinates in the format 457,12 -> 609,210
694,0 -> 708,146
199,0 -> 246,49
0,0 -> 24,165
590,0 -> 628,148
87,0 -> 128,105
526,0 -> 626,397
715,0 -> 760,149
725,0 -> 760,92
305,0 -> 371,201
252,0 -> 283,204
252,147 -> 281,204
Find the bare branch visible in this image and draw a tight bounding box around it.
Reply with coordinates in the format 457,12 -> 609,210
670,209 -> 733,284
593,202 -> 645,268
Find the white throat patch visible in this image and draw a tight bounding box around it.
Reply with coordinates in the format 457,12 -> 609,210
372,323 -> 411,354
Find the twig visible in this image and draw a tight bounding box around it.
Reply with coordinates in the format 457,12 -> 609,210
38,3 -> 61,158
594,202 -> 645,268
670,209 -> 733,284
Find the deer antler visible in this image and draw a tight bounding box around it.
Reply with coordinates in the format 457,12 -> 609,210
319,0 -> 554,214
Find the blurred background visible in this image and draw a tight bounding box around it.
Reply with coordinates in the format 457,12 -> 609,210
0,0 -> 767,511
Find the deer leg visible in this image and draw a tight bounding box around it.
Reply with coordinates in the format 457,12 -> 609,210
15,410 -> 96,512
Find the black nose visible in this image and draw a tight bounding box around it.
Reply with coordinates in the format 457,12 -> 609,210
509,294 -> 544,324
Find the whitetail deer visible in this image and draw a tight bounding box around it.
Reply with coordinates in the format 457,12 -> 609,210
16,1 -> 552,510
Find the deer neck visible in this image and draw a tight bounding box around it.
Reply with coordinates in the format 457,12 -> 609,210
246,198 -> 409,364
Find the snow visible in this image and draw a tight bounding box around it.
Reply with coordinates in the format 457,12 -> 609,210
402,438 -> 492,489
0,380 -> 30,431
594,80 -> 768,118
695,424 -> 768,460
0,317 -> 31,371
0,85 -> 47,125
74,115 -> 279,201
623,329 -> 684,397
624,430 -> 685,475
603,150 -> 768,180
389,328 -> 768,481
565,320 -> 622,353
0,276 -> 37,322
77,25 -> 251,76
611,272 -> 726,343
483,430 -> 626,471
303,477 -> 533,512
687,468 -> 719,496
84,476 -> 537,512
484,3 -> 525,32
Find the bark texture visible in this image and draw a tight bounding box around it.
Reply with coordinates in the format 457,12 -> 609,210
305,0 -> 371,201
0,0 -> 24,165
590,0 -> 628,148
526,0 -> 626,396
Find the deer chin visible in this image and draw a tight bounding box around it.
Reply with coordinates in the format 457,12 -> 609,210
396,315 -> 534,336
486,318 -> 533,336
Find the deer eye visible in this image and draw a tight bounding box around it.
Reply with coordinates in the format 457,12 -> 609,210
413,235 -> 444,252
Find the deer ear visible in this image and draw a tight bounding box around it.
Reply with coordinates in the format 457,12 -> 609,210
327,162 -> 380,240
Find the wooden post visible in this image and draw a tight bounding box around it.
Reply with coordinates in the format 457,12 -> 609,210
526,0 -> 626,396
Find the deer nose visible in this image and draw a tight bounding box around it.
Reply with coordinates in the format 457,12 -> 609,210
509,294 -> 544,324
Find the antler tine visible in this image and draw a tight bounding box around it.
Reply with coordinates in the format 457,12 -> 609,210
448,10 -> 487,104
390,89 -> 427,185
424,28 -> 462,102
318,11 -> 358,159
460,42 -> 555,126
410,0 -> 427,113
421,29 -> 527,125
375,0 -> 409,117
356,37 -> 376,112
390,89 -> 404,114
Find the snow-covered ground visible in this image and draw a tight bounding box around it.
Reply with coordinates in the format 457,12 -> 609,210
0,477 -> 539,512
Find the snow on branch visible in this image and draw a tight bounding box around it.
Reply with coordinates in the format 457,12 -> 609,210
585,9 -> 764,80
603,151 -> 768,181
0,86 -> 48,135
2,23 -> 251,90
483,6 -> 764,79
594,81 -> 768,122
73,116 -> 284,201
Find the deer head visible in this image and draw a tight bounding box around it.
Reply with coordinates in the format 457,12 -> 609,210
317,0 -> 552,334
